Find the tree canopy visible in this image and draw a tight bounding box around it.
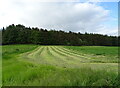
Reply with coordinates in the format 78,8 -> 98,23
1,24 -> 118,46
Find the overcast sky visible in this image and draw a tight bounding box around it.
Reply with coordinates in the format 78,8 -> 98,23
0,0 -> 118,36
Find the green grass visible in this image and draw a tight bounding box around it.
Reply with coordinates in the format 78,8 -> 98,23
0,46 -> 2,87
2,45 -> 119,86
64,46 -> 118,63
2,44 -> 39,55
64,46 -> 118,56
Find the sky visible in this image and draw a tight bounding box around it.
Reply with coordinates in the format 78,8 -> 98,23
0,0 -> 118,36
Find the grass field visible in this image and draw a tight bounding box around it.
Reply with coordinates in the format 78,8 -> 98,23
0,46 -> 2,87
2,45 -> 119,86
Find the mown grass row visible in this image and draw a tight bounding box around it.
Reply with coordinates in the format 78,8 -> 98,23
26,46 -> 118,64
63,46 -> 118,63
2,45 -> 119,86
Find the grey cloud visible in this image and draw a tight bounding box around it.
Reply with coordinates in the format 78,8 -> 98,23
0,0 -> 117,35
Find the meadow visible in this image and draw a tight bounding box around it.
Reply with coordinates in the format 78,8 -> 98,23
2,45 -> 119,86
0,46 -> 2,87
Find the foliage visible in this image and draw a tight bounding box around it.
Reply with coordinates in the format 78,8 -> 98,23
2,24 -> 118,46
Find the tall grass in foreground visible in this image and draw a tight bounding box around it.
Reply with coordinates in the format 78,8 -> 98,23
3,63 -> 118,86
2,45 -> 119,86
0,46 -> 2,87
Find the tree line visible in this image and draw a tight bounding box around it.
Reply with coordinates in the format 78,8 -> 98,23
1,24 -> 119,46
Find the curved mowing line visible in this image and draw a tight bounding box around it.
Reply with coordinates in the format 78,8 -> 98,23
20,46 -> 42,60
20,46 -> 118,68
60,46 -> 107,60
50,47 -> 82,65
55,46 -> 96,62
49,46 -> 87,67
22,46 -> 59,65
47,47 -> 70,67
27,47 -> 44,59
39,46 -> 55,64
58,47 -> 113,63
58,46 -> 87,56
21,46 -> 45,64
27,47 -> 42,56
48,46 -> 77,66
26,46 -> 49,64
46,46 -> 60,63
50,47 -> 68,57
59,47 -> 118,63
38,46 -> 66,65
52,46 -> 84,61
54,46 -> 91,60
51,46 -> 85,63
47,47 -> 66,63
50,46 -> 72,59
22,46 -> 41,56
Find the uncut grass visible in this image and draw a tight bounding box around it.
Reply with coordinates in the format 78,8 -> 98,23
0,61 -> 1,87
2,45 -> 39,85
54,46 -> 117,63
63,46 -> 118,63
2,45 -> 38,55
2,45 -> 119,86
64,46 -> 118,56
0,46 -> 2,87
3,63 -> 118,86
